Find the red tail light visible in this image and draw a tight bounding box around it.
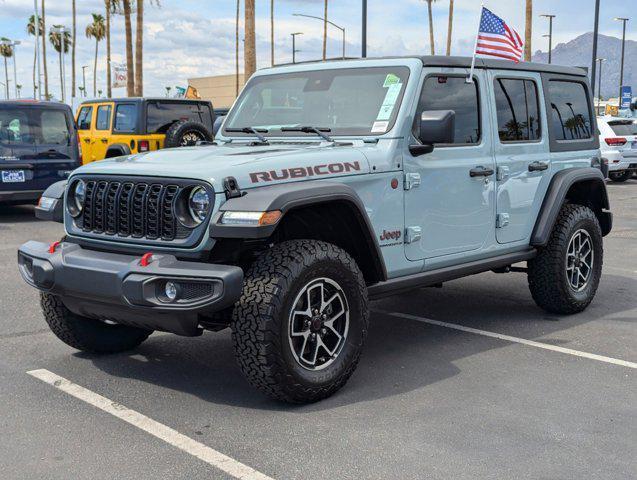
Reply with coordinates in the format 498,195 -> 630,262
139,140 -> 150,152
605,137 -> 627,146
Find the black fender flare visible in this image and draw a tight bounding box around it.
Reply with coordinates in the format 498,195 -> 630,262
34,180 -> 67,223
210,181 -> 387,280
531,167 -> 611,247
105,143 -> 131,158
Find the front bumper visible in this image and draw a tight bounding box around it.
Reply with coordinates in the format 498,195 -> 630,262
17,241 -> 243,336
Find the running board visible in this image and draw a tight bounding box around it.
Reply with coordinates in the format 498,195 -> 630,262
368,249 -> 536,300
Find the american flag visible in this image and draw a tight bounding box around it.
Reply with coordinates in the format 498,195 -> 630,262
475,7 -> 524,63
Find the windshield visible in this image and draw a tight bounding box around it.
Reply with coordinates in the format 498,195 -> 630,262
223,66 -> 410,137
0,107 -> 71,146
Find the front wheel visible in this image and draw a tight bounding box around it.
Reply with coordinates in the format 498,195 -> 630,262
527,204 -> 603,314
231,240 -> 369,403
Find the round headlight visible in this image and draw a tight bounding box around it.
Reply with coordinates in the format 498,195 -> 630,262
188,187 -> 210,224
74,180 -> 86,212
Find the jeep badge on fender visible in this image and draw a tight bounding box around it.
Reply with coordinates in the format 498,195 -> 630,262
19,56 -> 611,404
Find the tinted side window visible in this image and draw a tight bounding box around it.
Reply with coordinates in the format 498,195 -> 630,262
417,76 -> 480,144
114,104 -> 137,132
96,105 -> 112,130
494,79 -> 541,142
77,106 -> 92,130
548,81 -> 592,141
146,102 -> 213,133
39,110 -> 70,145
0,110 -> 33,144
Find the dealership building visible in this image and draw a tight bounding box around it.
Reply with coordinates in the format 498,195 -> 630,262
188,74 -> 246,108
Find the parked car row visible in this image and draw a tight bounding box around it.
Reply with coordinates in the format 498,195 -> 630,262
597,116 -> 637,182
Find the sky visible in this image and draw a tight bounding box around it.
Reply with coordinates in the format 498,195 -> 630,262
0,0 -> 634,99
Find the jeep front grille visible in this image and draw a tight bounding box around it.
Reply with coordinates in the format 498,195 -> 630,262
80,179 -> 187,241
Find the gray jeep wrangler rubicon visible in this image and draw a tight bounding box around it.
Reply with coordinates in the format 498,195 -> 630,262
19,57 -> 611,403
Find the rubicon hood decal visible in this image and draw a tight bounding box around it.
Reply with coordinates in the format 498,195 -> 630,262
249,161 -> 361,183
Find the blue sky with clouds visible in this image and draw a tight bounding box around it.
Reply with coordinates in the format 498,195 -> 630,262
0,0 -> 634,98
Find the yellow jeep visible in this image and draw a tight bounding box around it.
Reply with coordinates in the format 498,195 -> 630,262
75,98 -> 215,163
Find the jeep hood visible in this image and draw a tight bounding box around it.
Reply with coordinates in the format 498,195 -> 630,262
74,143 -> 370,191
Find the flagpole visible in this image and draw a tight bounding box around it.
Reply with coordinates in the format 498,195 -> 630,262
467,3 -> 485,83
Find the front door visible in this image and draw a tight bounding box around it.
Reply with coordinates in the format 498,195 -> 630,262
91,103 -> 114,161
488,71 -> 551,243
404,70 -> 496,261
76,104 -> 94,164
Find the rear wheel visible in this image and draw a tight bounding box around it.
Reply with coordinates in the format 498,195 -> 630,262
231,240 -> 369,403
527,204 -> 603,314
41,294 -> 152,353
609,170 -> 631,182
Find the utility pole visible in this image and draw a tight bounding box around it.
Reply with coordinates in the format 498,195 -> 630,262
82,65 -> 88,97
540,14 -> 555,64
291,32 -> 302,64
590,0 -> 601,97
362,0 -> 367,57
614,17 -> 629,100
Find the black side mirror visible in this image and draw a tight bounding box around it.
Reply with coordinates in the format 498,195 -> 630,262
409,110 -> 456,156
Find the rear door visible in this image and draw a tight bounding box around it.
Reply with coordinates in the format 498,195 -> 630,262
76,104 -> 95,163
0,106 -> 37,191
91,102 -> 114,160
488,71 -> 551,244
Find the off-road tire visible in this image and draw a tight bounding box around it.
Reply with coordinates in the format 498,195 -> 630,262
41,293 -> 152,353
231,240 -> 369,404
527,204 -> 603,314
164,120 -> 213,148
609,170 -> 631,182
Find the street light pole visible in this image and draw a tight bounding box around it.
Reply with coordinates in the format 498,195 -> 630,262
291,32 -> 303,64
81,65 -> 88,97
362,0 -> 367,58
292,13 -> 346,59
51,26 -> 68,103
614,17 -> 629,100
540,14 -> 555,64
590,0 -> 601,97
597,57 -> 605,106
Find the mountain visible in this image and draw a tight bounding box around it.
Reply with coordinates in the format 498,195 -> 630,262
532,32 -> 636,100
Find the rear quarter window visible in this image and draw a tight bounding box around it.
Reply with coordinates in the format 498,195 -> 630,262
113,104 -> 137,133
547,80 -> 593,141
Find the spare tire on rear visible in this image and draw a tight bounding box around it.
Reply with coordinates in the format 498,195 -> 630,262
164,120 -> 213,148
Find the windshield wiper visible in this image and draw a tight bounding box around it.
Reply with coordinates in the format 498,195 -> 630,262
281,126 -> 333,143
225,127 -> 269,144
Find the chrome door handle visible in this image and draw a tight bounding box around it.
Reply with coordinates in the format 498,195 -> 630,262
528,161 -> 549,172
469,166 -> 495,177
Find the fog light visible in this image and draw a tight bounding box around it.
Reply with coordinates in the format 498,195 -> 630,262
165,281 -> 179,302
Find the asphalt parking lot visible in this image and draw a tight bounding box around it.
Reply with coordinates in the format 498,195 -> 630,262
1,181 -> 635,480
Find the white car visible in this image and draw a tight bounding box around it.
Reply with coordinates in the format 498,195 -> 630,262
597,116 -> 637,182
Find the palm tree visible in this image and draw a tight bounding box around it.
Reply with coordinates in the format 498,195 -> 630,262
446,0 -> 454,55
122,0 -> 135,96
41,0 -> 49,99
236,0 -> 240,96
27,15 -> 44,98
424,0 -> 437,55
134,1 -> 160,97
0,39 -> 13,99
524,0 -> 532,61
49,25 -> 71,100
244,0 -> 256,80
322,0 -> 328,60
270,0 -> 274,67
86,14 -> 106,97
71,0 -> 76,98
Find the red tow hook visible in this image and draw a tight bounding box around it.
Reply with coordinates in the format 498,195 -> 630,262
48,241 -> 61,254
140,252 -> 154,267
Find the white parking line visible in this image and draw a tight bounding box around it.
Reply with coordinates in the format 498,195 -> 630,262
27,369 -> 275,480
379,311 -> 637,369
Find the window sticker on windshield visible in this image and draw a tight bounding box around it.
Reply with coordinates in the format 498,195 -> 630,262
383,73 -> 401,87
376,82 -> 403,121
371,121 -> 389,134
